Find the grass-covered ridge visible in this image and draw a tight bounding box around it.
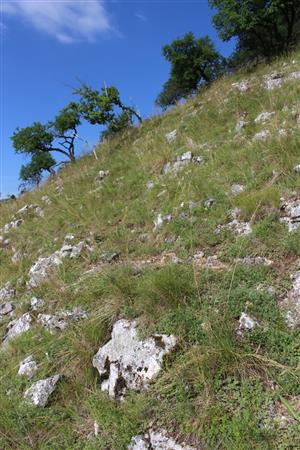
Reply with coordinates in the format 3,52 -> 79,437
1,52 -> 300,449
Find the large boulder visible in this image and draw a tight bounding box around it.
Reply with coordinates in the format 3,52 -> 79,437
92,319 -> 176,400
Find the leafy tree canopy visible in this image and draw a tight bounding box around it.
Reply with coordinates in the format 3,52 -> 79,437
74,84 -> 142,137
19,152 -> 56,189
156,33 -> 226,108
210,0 -> 300,64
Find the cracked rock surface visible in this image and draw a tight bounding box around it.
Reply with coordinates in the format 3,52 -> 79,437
24,375 -> 60,407
128,429 -> 196,450
92,319 -> 176,400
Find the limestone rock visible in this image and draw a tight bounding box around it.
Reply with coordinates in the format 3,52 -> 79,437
215,209 -> 252,236
0,302 -> 15,318
293,164 -> 300,173
24,375 -> 60,407
30,296 -> 45,310
232,80 -> 250,92
100,251 -> 120,263
253,130 -> 271,141
70,241 -> 85,258
146,181 -> 155,190
238,313 -> 259,334
27,251 -> 64,288
154,213 -> 172,231
0,282 -> 15,301
254,112 -> 275,124
280,198 -> 300,232
204,198 -> 215,208
3,313 -> 32,345
231,184 -> 245,195
41,195 -> 51,205
263,72 -> 284,90
16,204 -> 44,218
165,129 -> 177,143
2,219 -> 23,234
92,319 -> 177,400
282,271 -> 300,329
234,257 -> 273,266
37,314 -> 68,334
235,119 -> 248,132
18,355 -> 38,378
128,429 -> 195,450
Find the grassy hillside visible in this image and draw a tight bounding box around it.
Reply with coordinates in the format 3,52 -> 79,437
1,51 -> 300,449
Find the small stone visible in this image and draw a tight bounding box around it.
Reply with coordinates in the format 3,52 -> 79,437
204,198 -> 215,208
293,164 -> 300,173
146,181 -> 155,190
179,151 -> 192,161
238,312 -> 259,333
70,241 -> 85,258
165,129 -> 177,143
282,271 -> 300,329
37,314 -> 68,334
154,213 -> 172,231
0,303 -> 15,318
232,80 -> 250,92
18,356 -> 38,378
280,198 -> 300,232
24,375 -> 60,407
41,195 -> 51,205
253,130 -> 271,141
231,184 -> 245,195
128,429 -> 195,450
263,72 -> 284,90
30,297 -> 45,310
254,112 -> 275,124
0,282 -> 15,301
235,119 -> 248,132
97,170 -> 109,181
100,252 -> 120,263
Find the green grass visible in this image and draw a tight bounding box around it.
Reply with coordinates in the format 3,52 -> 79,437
1,50 -> 300,449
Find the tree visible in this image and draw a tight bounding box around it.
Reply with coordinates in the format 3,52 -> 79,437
156,33 -> 226,108
209,0 -> 300,64
12,102 -> 81,185
19,152 -> 56,188
74,84 -> 142,137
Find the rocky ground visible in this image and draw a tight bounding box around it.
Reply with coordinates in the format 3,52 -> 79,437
0,53 -> 300,449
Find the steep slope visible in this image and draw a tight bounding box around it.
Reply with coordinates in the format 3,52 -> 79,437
1,52 -> 300,449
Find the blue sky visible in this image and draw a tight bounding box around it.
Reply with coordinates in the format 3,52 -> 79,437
0,0 -> 234,197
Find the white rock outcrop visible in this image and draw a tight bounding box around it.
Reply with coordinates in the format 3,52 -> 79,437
253,130 -> 271,141
165,129 -> 177,143
16,204 -> 44,218
27,241 -> 86,288
230,184 -> 245,195
232,80 -> 250,92
3,313 -> 32,345
0,282 -> 15,301
0,302 -> 15,318
24,375 -> 60,407
154,213 -> 173,231
92,319 -> 176,400
128,429 -> 195,450
18,355 -> 38,378
282,271 -> 300,329
254,112 -> 275,124
280,198 -> 300,232
238,313 -> 259,335
215,208 -> 252,236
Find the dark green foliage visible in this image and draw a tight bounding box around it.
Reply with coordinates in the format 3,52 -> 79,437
19,152 -> 56,188
74,84 -> 142,138
12,103 -> 81,186
210,0 -> 300,64
157,33 -> 226,108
